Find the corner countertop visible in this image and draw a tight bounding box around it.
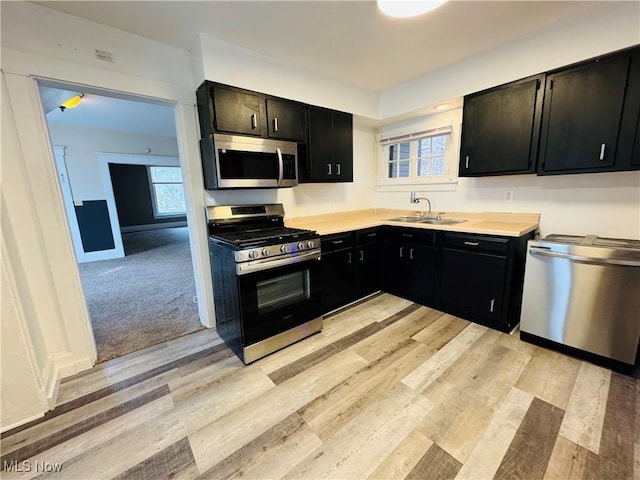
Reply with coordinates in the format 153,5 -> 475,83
286,209 -> 540,238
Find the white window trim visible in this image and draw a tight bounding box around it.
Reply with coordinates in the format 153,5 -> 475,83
147,165 -> 187,218
376,121 -> 460,192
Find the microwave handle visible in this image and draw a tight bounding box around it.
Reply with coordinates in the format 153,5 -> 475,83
276,147 -> 284,186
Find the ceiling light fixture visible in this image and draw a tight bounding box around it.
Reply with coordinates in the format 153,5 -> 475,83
59,93 -> 84,112
377,0 -> 448,18
433,103 -> 452,111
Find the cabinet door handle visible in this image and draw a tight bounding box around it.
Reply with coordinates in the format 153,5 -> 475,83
359,250 -> 364,262
490,299 -> 495,313
409,248 -> 414,260
465,156 -> 470,169
251,114 -> 257,130
347,252 -> 352,264
599,143 -> 606,161
399,247 -> 404,258
337,163 -> 341,175
401,233 -> 413,238
273,117 -> 279,132
464,241 -> 480,246
327,163 -> 332,175
366,233 -> 377,238
332,240 -> 343,245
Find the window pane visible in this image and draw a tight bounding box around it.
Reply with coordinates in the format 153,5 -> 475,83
150,166 -> 182,182
432,135 -> 446,156
432,157 -> 445,176
388,162 -> 397,178
399,159 -> 409,178
153,184 -> 186,214
417,158 -> 430,177
399,142 -> 410,159
389,145 -> 397,161
418,138 -> 431,156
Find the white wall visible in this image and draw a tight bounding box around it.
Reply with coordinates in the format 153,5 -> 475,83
193,34 -> 379,119
47,123 -> 180,201
204,126 -> 377,216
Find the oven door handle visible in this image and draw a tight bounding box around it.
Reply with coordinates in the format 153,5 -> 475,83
276,147 -> 284,186
236,250 -> 321,275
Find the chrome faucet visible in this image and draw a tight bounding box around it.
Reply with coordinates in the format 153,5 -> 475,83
410,191 -> 432,219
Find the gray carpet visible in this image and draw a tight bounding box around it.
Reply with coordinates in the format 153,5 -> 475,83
79,226 -> 203,363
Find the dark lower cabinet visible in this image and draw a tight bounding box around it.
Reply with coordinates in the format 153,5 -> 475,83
438,232 -> 533,330
382,229 -> 437,304
322,226 -> 532,332
321,233 -> 356,313
440,249 -> 507,323
355,232 -> 381,298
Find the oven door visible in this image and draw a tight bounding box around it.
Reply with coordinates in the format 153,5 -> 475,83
237,255 -> 322,346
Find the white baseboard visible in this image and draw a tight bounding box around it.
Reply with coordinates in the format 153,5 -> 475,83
120,221 -> 187,233
1,412 -> 45,434
43,353 -> 94,409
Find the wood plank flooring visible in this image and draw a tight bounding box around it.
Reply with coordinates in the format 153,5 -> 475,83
1,293 -> 637,479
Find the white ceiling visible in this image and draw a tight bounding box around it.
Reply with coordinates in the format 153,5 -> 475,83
40,86 -> 177,137
32,0 -> 614,92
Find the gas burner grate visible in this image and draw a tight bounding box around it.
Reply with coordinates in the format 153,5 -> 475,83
211,227 -> 317,247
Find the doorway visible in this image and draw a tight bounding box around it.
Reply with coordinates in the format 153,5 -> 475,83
39,83 -> 204,362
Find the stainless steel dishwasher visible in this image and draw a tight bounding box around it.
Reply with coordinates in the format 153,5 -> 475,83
520,234 -> 640,365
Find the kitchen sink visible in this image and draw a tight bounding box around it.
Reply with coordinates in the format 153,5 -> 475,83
385,216 -> 424,223
385,216 -> 466,225
419,218 -> 466,225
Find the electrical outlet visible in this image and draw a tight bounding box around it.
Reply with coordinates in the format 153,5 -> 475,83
73,199 -> 83,206
504,190 -> 514,202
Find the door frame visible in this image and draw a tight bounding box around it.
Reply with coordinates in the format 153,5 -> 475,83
52,145 -> 87,262
2,49 -> 215,389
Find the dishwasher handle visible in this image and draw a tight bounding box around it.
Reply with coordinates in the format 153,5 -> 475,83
529,246 -> 640,267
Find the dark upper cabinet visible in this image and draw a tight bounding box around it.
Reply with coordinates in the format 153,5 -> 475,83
195,81 -> 306,141
212,86 -> 263,137
460,74 -> 544,176
538,55 -> 631,174
303,106 -> 353,182
265,98 -> 306,141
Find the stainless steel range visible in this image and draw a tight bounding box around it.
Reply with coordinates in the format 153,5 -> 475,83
207,204 -> 322,364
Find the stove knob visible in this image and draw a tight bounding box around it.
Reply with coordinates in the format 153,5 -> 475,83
261,248 -> 271,257
248,250 -> 258,259
307,240 -> 315,249
297,242 -> 305,250
280,245 -> 289,253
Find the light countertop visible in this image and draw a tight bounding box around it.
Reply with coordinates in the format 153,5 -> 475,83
286,209 -> 540,237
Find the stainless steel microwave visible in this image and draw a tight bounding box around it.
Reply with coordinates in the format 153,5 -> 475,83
200,133 -> 298,189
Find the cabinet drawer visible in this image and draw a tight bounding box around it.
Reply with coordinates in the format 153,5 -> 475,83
385,227 -> 437,246
443,233 -> 509,255
355,228 -> 380,245
321,233 -> 354,253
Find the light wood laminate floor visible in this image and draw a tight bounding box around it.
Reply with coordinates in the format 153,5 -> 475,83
1,294 -> 637,479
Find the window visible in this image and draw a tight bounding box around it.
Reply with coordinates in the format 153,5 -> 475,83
377,122 -> 458,190
148,166 -> 186,217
